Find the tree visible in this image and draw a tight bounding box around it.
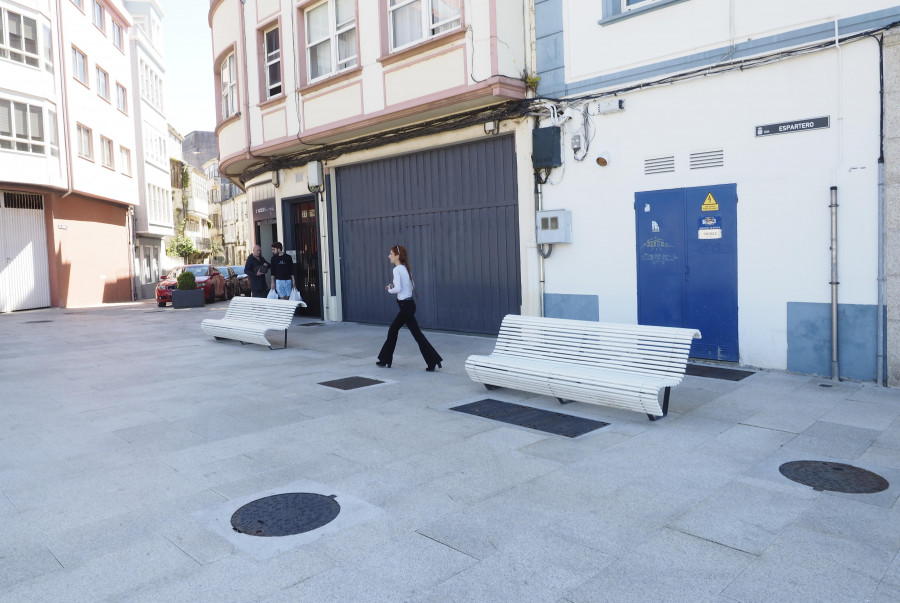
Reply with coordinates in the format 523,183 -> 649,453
167,235 -> 196,265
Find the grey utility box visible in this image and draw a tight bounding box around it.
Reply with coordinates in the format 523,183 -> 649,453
536,209 -> 573,244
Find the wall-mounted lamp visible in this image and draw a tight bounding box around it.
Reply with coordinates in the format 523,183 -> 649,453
483,120 -> 498,135
595,152 -> 611,167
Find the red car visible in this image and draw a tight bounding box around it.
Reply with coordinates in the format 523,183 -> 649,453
156,265 -> 228,307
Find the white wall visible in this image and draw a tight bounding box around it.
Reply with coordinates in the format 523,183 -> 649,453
536,40 -> 880,369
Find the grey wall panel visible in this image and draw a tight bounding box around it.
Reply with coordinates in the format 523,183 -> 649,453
337,136 -> 520,334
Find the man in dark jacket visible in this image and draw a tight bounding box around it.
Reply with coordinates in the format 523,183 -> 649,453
244,244 -> 270,297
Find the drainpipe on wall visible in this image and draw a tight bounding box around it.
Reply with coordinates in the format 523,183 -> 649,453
56,0 -> 73,199
876,33 -> 886,387
535,172 -> 545,317
878,160 -> 886,386
830,186 -> 840,381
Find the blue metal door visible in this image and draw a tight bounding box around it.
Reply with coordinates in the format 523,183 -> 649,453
635,184 -> 738,361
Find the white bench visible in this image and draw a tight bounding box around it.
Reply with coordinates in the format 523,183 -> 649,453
200,296 -> 302,349
465,315 -> 701,420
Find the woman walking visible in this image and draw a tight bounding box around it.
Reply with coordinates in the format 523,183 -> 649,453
376,245 -> 443,372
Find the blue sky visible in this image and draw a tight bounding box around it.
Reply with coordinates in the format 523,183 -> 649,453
160,0 -> 216,135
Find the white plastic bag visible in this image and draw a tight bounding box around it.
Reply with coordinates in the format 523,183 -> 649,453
266,289 -> 278,299
289,288 -> 308,307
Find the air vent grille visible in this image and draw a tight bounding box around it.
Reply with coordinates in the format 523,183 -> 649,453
690,149 -> 724,169
2,191 -> 43,209
644,156 -> 675,175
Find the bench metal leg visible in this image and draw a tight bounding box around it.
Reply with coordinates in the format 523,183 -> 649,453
648,387 -> 671,421
557,397 -> 573,405
484,384 -> 500,391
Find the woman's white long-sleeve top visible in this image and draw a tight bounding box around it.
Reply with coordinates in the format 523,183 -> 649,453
387,265 -> 413,300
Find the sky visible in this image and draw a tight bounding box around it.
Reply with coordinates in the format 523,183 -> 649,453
160,0 -> 216,136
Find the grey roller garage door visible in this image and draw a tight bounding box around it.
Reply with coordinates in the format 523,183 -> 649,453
337,136 -> 520,334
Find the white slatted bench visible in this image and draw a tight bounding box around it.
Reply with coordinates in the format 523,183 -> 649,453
465,315 -> 702,420
200,297 -> 302,349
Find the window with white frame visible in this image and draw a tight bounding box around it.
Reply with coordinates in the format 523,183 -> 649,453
112,21 -> 122,50
306,0 -> 356,82
42,24 -> 52,72
72,0 -> 83,9
120,145 -> 131,175
388,0 -> 460,52
602,0 -> 685,21
263,26 -> 281,97
0,9 -> 41,68
220,52 -> 237,119
72,47 -> 87,84
116,83 -> 127,113
47,109 -> 57,157
0,99 -> 45,154
96,66 -> 109,100
100,136 -> 113,168
76,124 -> 92,159
92,1 -> 104,32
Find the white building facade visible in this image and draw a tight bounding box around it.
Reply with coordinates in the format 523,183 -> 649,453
210,0 -> 535,325
1,0 -> 139,310
533,0 -> 900,383
124,0 -> 172,299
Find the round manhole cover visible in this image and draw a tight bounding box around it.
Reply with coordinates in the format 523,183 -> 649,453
779,461 -> 889,494
231,493 -> 340,537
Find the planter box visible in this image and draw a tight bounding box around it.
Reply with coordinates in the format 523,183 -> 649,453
171,288 -> 205,308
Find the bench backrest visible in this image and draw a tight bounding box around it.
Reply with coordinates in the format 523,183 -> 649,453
222,296 -> 301,328
492,315 -> 701,378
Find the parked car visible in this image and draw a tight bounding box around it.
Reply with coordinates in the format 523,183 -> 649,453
230,265 -> 252,296
155,265 -> 227,307
216,266 -> 242,299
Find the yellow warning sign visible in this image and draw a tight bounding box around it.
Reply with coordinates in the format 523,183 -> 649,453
701,192 -> 719,211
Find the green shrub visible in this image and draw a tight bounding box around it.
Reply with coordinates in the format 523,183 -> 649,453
177,270 -> 197,290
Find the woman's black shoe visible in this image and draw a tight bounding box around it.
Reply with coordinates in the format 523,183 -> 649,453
376,361 -> 391,368
425,362 -> 442,372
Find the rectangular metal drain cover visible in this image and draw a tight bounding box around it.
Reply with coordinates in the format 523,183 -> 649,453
319,376 -> 384,390
451,399 -> 609,438
686,364 -> 754,381
300,322 -> 325,327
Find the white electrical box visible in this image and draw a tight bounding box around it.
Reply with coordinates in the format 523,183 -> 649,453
307,161 -> 323,188
536,209 -> 573,244
596,98 -> 625,115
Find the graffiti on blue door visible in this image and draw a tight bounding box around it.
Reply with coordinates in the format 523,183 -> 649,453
635,184 -> 739,362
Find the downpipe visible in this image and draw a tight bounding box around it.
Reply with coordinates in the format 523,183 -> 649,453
878,161 -> 885,386
830,186 -> 840,381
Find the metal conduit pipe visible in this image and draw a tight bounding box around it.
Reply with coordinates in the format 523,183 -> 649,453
830,186 -> 840,381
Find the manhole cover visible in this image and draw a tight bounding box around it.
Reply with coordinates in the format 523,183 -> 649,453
779,461 -> 889,494
231,493 -> 340,537
319,376 -> 383,390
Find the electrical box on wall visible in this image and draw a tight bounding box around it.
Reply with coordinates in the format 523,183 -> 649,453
536,209 -> 573,244
307,161 -> 323,189
532,127 -> 562,169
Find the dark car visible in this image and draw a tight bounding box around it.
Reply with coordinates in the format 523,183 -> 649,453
216,266 -> 242,299
230,265 -> 251,296
156,265 -> 227,307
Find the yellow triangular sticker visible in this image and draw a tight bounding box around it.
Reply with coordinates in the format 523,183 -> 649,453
701,192 -> 719,211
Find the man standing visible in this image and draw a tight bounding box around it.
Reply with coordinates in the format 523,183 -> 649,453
244,244 -> 270,297
269,241 -> 296,300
